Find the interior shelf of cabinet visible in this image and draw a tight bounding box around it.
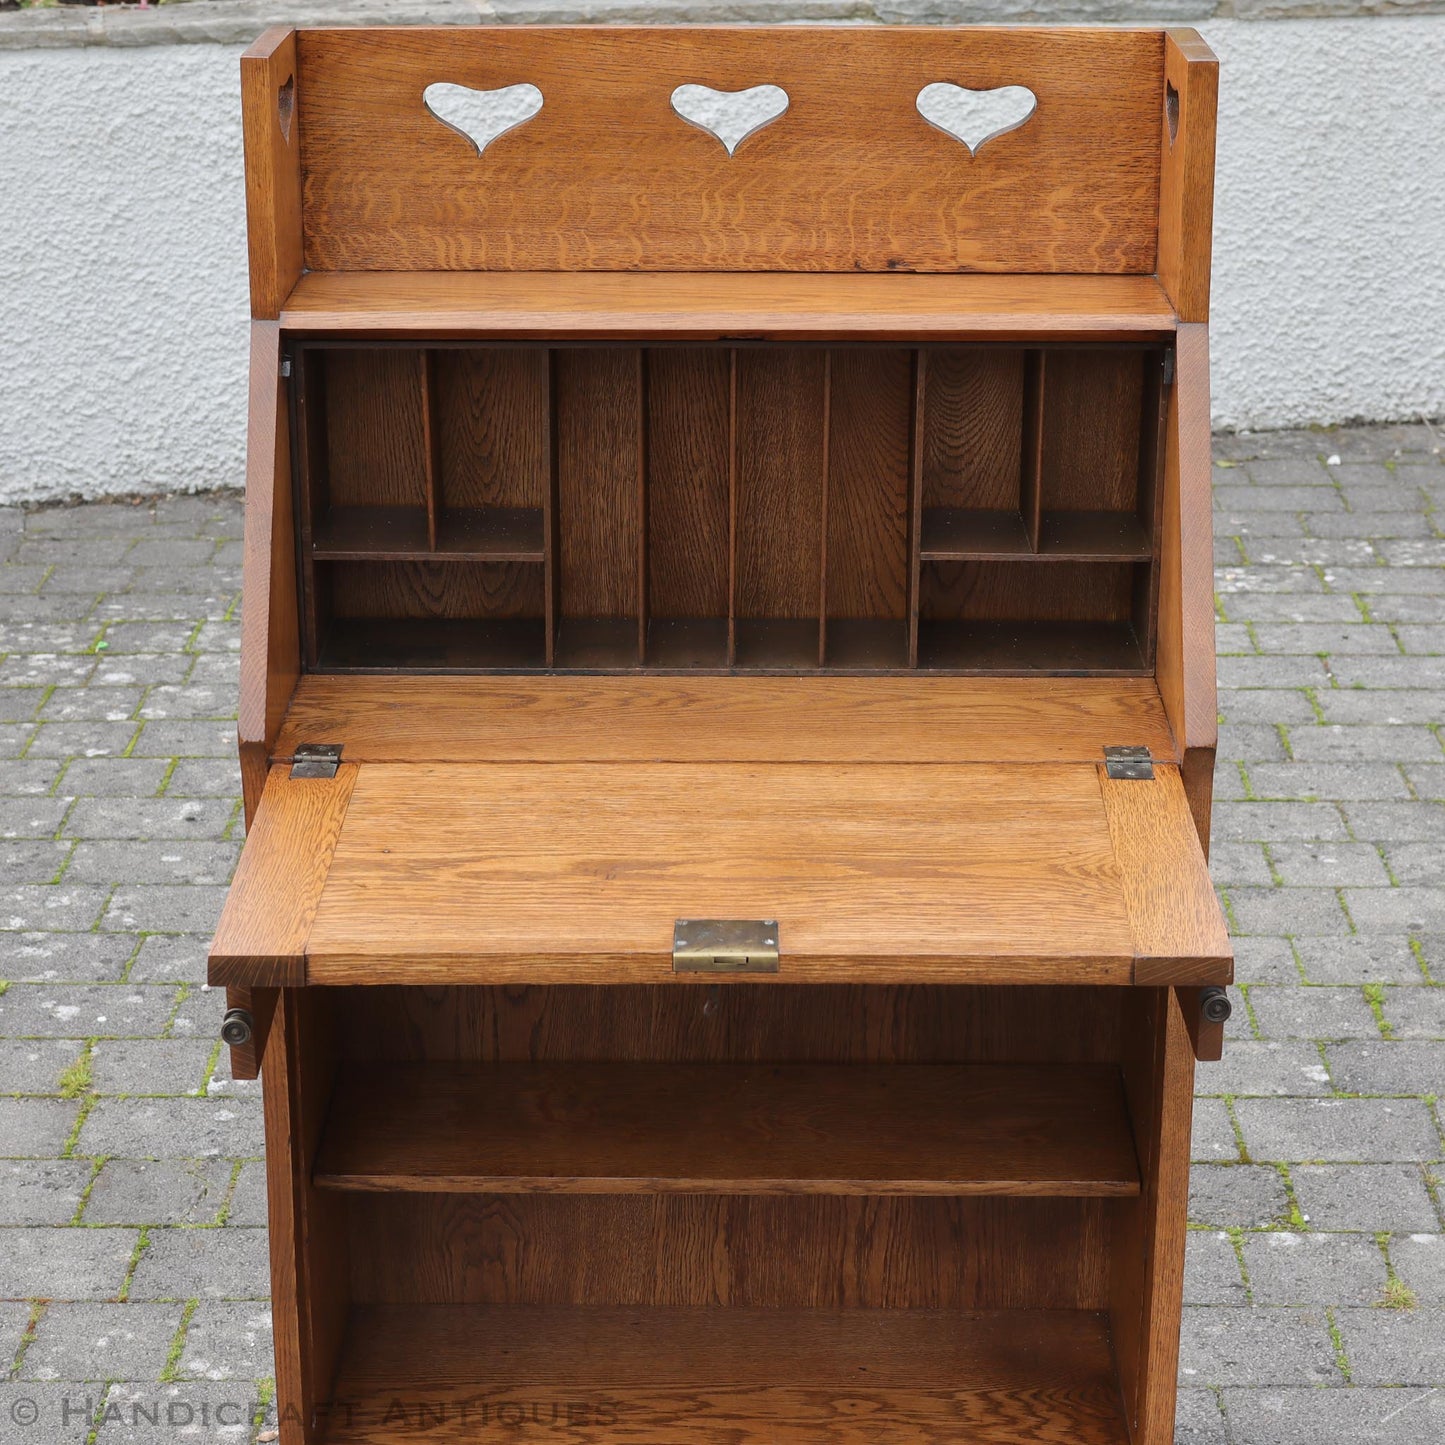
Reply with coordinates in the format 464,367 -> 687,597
312,505 -> 545,562
916,620 -> 1147,674
323,1303 -> 1130,1445
319,617 -> 549,672
313,1061 -> 1140,1196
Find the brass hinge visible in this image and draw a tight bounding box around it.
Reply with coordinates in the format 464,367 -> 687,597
1103,745 -> 1155,781
673,920 -> 779,974
290,742 -> 343,780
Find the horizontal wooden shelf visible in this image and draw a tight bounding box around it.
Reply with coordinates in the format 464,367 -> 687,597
920,509 -> 1151,562
281,271 -> 1178,342
314,1061 -> 1140,1196
325,1304 -> 1130,1444
313,506 -> 544,562
917,621 -> 1147,674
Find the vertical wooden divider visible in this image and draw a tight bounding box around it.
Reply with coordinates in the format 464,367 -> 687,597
291,347 -> 324,672
817,350 -> 833,667
726,348 -> 739,668
1137,349 -> 1171,665
1021,350 -> 1047,552
637,350 -> 650,666
543,349 -> 560,668
906,348 -> 927,668
418,350 -> 441,553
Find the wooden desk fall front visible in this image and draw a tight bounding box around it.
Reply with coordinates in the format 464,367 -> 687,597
211,25 -> 1229,1445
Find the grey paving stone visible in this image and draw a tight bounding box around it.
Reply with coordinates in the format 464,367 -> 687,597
1185,1231 -> 1249,1306
0,879 -> 116,932
26,722 -> 142,760
163,990 -> 226,1044
62,796 -> 235,842
125,936 -> 212,986
1318,689 -> 1445,724
1216,687 -> 1323,722
125,1228 -> 269,1301
66,842 -> 238,888
223,1163 -> 267,1228
1376,987 -> 1445,1039
1345,802 -> 1445,842
1308,510 -> 1437,540
0,1160 -> 95,1225
77,1098 -> 264,1163
1367,595 -> 1445,624
1326,1041 -> 1445,1097
1330,656 -> 1445,689
1217,724 -> 1290,762
1178,1306 -> 1341,1386
1347,889 -> 1445,935
0,841 -> 73,884
1189,1164 -> 1293,1229
1295,937 -> 1431,986
175,1303 -> 273,1382
0,1297 -> 32,1363
0,795 -> 72,839
0,1227 -> 140,1300
0,1037 -> 84,1094
1216,564 -> 1325,596
1289,726 -> 1443,765
159,760 -> 243,798
5,931 -> 137,985
1242,1232 -> 1390,1307
128,722 -> 237,760
0,986 -> 178,1040
1251,623 -> 1402,656
0,653 -> 96,688
1235,1098 -> 1441,1165
1218,656 -> 1332,689
1291,1165 -> 1443,1232
1337,1308 -> 1445,1385
93,1382 -> 259,1445
38,688 -> 146,725
1230,937 -> 1303,985
1193,1099 -> 1242,1163
54,758 -> 170,797
21,1303 -> 184,1383
89,1041 -> 216,1098
1405,762 -> 1445,799
100,886 -> 230,936
0,1383 -> 102,1445
135,686 -> 236,722
1198,1041 -> 1331,1098
1213,802 -> 1349,843
1245,763 -> 1413,802
88,654 -> 195,688
1226,887 -> 1352,937
1223,1385 -> 1445,1444
0,1098 -> 82,1157
1389,1233 -> 1445,1303
1216,485 -> 1341,514
1206,843 -> 1274,888
0,762 -> 64,800
81,1161 -> 232,1227
1384,843 -> 1445,886
1321,565 -> 1445,595
1247,986 -> 1383,1041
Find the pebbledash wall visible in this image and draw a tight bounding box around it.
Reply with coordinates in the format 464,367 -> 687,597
0,2 -> 1442,503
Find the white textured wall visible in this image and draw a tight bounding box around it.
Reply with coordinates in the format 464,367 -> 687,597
1,19 -> 1442,503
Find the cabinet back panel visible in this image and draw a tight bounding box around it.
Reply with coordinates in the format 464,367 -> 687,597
735,349 -> 828,620
922,350 -> 1025,512
556,349 -> 644,620
646,349 -> 732,620
827,349 -> 913,619
334,985 -> 1123,1065
324,349 -> 429,509
1042,349 -> 1145,513
328,560 -> 542,620
433,349 -> 548,511
346,1193 -> 1111,1309
921,561 -> 1136,623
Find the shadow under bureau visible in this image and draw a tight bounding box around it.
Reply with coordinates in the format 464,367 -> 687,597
211,23 -> 1230,1445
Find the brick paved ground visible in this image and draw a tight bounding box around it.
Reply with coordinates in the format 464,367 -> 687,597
1,422 -> 1442,1443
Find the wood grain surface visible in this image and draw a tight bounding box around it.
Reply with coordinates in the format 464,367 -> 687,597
280,271 -> 1179,339
241,28 -> 303,318
274,674 -> 1179,763
313,1061 -> 1140,1195
296,27 -> 1163,275
207,764 -> 356,987
1157,30 -> 1219,322
301,760 -> 1135,982
1100,763 -> 1232,985
324,1304 -> 1129,1443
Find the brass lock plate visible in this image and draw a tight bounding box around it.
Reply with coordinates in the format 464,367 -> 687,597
673,920 -> 779,974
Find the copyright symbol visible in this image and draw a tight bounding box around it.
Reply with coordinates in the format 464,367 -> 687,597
10,1398 -> 39,1427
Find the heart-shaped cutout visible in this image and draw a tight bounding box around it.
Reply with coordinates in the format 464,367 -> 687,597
671,84 -> 789,157
1165,81 -> 1180,147
277,75 -> 295,143
916,82 -> 1037,157
423,82 -> 544,157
